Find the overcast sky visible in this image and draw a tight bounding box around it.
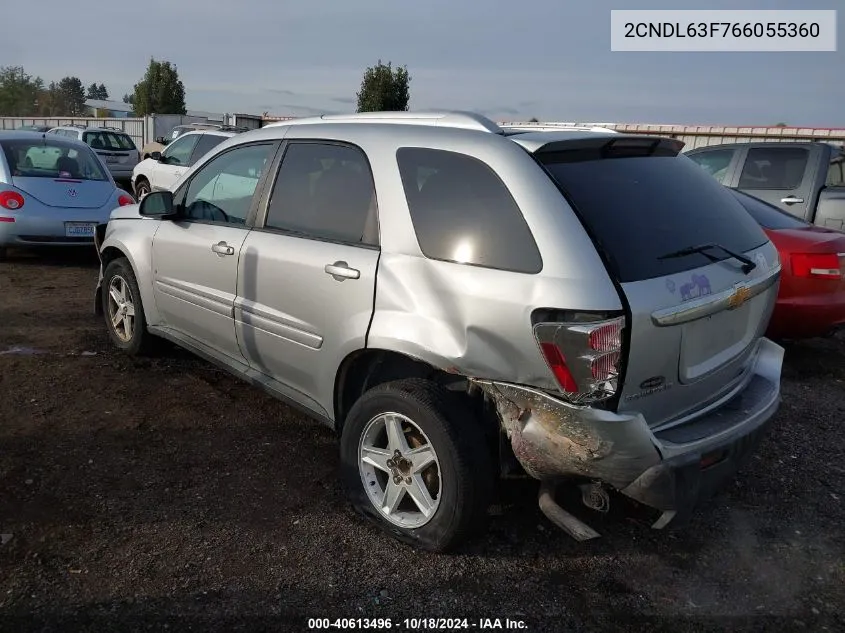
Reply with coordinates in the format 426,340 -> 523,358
2,0 -> 842,125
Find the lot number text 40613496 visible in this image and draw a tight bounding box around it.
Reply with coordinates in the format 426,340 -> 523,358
307,617 -> 529,630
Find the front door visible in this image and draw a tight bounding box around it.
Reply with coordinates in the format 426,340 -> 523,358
235,140 -> 381,412
151,140 -> 279,362
151,133 -> 200,191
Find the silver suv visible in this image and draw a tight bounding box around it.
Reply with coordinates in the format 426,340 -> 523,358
93,111 -> 784,551
48,125 -> 140,181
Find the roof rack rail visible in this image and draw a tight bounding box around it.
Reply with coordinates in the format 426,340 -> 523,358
62,123 -> 88,129
264,111 -> 504,134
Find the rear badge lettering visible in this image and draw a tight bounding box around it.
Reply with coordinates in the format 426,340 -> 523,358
625,378 -> 674,401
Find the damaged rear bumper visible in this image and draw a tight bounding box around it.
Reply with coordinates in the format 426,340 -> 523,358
472,337 -> 784,529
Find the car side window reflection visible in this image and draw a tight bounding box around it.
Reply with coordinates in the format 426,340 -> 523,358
182,143 -> 275,225
162,135 -> 200,167
264,142 -> 379,246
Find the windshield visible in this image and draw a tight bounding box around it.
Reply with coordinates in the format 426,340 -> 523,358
83,131 -> 136,151
539,152 -> 768,282
730,190 -> 809,230
1,139 -> 109,181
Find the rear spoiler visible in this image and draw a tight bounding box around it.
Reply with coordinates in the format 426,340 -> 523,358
517,135 -> 685,160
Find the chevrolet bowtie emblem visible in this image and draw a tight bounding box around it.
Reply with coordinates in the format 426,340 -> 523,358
727,285 -> 751,309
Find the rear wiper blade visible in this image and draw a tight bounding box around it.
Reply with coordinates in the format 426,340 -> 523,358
658,242 -> 757,274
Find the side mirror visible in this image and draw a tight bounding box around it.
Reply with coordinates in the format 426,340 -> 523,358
150,151 -> 163,161
139,190 -> 176,218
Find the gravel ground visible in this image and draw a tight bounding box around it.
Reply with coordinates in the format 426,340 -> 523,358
0,249 -> 843,633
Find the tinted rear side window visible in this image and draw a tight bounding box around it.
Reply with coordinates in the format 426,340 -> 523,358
730,190 -> 809,230
396,147 -> 542,273
190,134 -> 226,164
539,153 -> 767,282
738,147 -> 808,189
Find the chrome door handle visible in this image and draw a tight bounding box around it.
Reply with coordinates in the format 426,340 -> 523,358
781,196 -> 804,205
324,261 -> 360,281
211,241 -> 235,256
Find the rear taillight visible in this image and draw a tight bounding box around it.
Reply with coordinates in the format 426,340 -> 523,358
118,193 -> 135,206
0,191 -> 24,210
534,314 -> 626,404
790,253 -> 842,279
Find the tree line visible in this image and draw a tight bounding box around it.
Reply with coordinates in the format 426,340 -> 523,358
0,58 -> 414,118
0,59 -> 188,117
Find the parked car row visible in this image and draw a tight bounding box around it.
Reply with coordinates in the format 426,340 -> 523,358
92,111 -> 787,551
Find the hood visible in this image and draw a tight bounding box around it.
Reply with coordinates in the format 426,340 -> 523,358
12,176 -> 115,209
109,203 -> 147,220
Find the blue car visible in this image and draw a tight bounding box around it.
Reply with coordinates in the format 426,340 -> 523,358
0,131 -> 134,260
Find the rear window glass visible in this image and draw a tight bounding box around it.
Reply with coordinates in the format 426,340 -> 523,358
730,190 -> 808,230
1,140 -> 108,181
397,147 -> 542,274
737,147 -> 808,190
539,152 -> 767,282
83,131 -> 136,151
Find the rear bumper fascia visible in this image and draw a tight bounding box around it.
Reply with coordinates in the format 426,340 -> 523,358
473,337 -> 784,520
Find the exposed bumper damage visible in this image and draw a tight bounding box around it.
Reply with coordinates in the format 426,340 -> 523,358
470,337 -> 784,540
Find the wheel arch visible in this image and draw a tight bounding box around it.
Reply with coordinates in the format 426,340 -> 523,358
333,348 -> 466,433
96,232 -> 160,326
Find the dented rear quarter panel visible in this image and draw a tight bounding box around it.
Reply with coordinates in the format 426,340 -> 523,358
364,126 -> 623,385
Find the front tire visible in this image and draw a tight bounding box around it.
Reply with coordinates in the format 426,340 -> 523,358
133,178 -> 151,200
340,378 -> 494,552
102,257 -> 156,356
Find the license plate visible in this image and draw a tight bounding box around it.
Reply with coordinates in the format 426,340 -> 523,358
106,155 -> 119,163
65,222 -> 97,238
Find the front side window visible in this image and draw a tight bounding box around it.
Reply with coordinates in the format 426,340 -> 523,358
182,142 -> 275,225
264,142 -> 378,245
1,140 -> 108,181
738,147 -> 809,189
687,148 -> 737,184
161,134 -> 200,166
397,147 -> 542,273
83,131 -> 136,151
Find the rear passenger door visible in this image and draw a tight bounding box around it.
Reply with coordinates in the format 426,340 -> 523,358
235,140 -> 380,415
733,145 -> 820,220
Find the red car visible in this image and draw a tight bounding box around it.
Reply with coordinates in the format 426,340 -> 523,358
731,190 -> 845,339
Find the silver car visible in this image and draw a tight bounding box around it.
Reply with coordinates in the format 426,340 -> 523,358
93,111 -> 784,551
0,131 -> 134,260
48,125 -> 140,181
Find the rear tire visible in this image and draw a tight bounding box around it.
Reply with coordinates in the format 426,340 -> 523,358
340,378 -> 494,552
0,246 -> 7,261
102,257 -> 157,356
133,178 -> 151,200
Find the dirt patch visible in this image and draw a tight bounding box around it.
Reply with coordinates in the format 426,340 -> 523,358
1,250 -> 843,632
